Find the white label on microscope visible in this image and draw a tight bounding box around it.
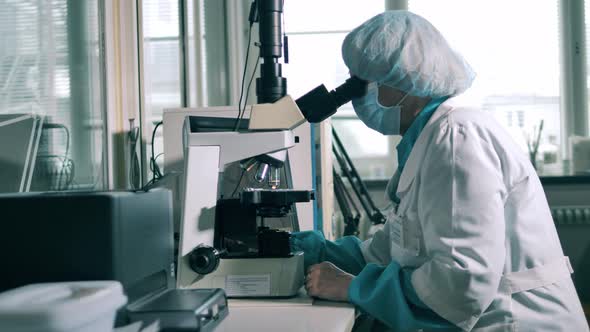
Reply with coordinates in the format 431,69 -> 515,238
225,274 -> 271,296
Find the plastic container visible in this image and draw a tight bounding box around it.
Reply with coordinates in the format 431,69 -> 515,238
0,281 -> 127,332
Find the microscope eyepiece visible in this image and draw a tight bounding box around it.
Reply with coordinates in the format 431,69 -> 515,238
296,76 -> 368,123
332,75 -> 369,103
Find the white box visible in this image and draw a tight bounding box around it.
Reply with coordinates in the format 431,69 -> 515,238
0,281 -> 127,332
570,136 -> 590,174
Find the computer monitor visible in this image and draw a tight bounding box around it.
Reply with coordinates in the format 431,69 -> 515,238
0,114 -> 43,192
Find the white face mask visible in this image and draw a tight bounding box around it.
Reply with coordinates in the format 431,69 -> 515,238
351,83 -> 408,135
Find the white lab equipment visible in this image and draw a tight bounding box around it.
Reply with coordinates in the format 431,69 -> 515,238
363,99 -> 588,331
164,0 -> 374,300
173,97 -> 315,298
570,135 -> 590,174
162,106 -> 315,233
0,281 -> 127,332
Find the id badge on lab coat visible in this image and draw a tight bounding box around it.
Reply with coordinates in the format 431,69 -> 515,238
389,211 -> 421,257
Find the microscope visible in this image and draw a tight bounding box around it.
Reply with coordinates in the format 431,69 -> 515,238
175,0 -> 368,298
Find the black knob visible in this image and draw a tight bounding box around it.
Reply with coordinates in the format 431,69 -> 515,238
189,246 -> 221,275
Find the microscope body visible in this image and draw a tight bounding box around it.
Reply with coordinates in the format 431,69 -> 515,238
172,0 -> 367,297
175,100 -> 312,297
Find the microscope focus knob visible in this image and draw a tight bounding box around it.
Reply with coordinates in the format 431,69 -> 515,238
189,246 -> 221,275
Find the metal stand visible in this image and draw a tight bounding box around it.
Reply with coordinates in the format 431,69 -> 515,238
332,128 -> 386,236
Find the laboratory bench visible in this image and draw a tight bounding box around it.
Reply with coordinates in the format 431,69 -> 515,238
216,291 -> 356,332
539,174 -> 590,185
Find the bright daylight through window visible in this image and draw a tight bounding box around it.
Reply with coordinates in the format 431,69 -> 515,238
285,0 -> 590,178
410,0 -> 564,176
141,0 -> 183,182
142,0 -> 182,123
0,0 -> 106,192
283,0 -> 389,179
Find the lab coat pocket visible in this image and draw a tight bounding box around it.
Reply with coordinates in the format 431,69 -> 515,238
389,212 -> 421,257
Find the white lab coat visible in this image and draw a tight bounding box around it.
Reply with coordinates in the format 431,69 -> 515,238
360,99 -> 589,331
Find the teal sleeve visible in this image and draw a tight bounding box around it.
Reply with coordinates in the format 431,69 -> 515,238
292,231 -> 455,330
349,262 -> 458,331
291,231 -> 366,274
401,268 -> 429,309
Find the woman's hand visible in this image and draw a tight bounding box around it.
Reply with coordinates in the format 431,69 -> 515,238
305,261 -> 354,302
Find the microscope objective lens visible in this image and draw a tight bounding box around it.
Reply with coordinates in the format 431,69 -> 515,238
269,167 -> 281,189
255,163 -> 270,182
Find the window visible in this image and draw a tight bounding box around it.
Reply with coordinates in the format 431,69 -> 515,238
140,0 -> 231,181
185,0 -> 230,107
283,0 -> 389,179
141,0 -> 184,181
142,0 -> 183,123
0,0 -> 107,191
410,0 -> 564,175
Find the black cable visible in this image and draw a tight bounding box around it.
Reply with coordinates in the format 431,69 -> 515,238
59,126 -> 70,190
333,168 -> 360,236
150,121 -> 163,182
230,169 -> 247,198
234,19 -> 255,131
142,172 -> 170,192
63,158 -> 74,190
238,53 -> 260,125
282,0 -> 288,64
332,128 -> 386,225
39,123 -> 71,190
67,159 -> 76,189
128,126 -> 141,190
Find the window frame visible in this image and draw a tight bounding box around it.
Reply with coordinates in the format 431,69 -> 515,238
102,0 -> 143,189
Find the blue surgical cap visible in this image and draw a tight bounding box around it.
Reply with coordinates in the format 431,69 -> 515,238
342,11 -> 475,98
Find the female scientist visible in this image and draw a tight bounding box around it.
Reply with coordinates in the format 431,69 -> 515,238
292,10 -> 589,331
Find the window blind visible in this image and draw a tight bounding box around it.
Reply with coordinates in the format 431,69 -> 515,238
0,0 -> 106,191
